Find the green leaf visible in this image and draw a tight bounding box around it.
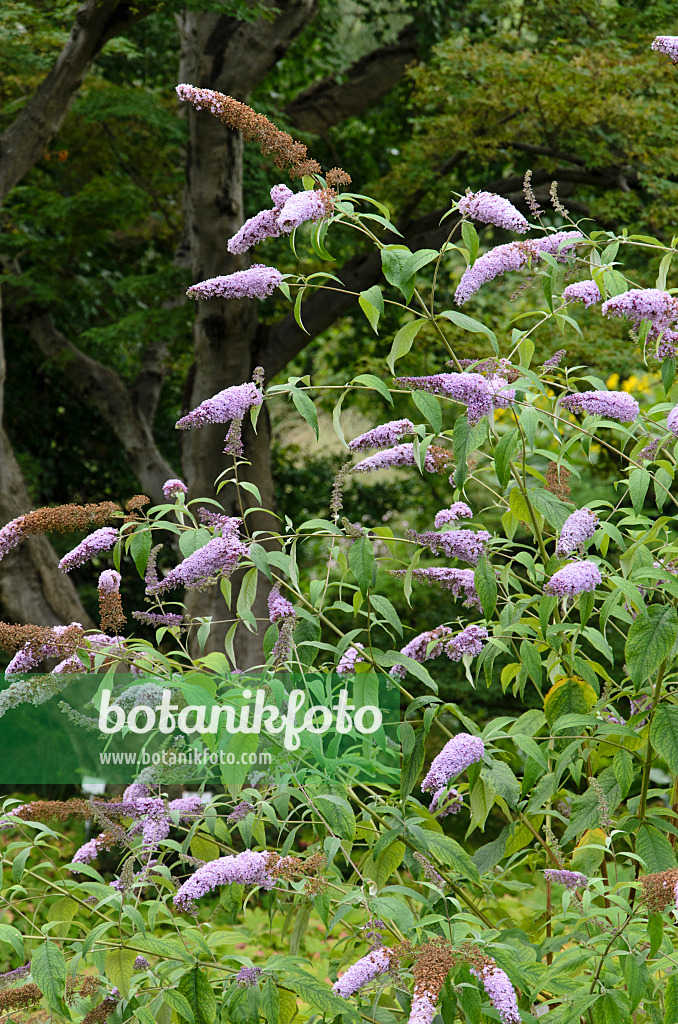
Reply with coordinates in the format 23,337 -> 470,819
665,973 -> 678,1023
628,467 -> 651,513
400,722 -> 425,799
520,639 -> 542,689
352,372 -> 393,405
624,954 -> 648,1011
164,989 -> 196,1024
314,794 -> 356,842
348,536 -> 375,597
461,221 -> 479,264
286,972 -> 359,1024
401,248 -> 439,281
648,911 -> 663,959
612,749 -> 634,797
412,390 -> 442,434
626,605 -> 678,684
293,287 -> 307,333
651,704 -> 678,773
236,566 -> 258,620
262,978 -> 280,1024
105,948 -> 137,1000
358,285 -> 384,333
130,528 -> 152,577
474,556 -> 497,619
529,488 -> 573,529
494,429 -> 519,489
291,390 -> 319,439
375,840 -> 406,888
0,923 -> 24,960
543,677 -> 596,726
32,941 -> 67,1016
482,760 -> 520,807
370,594 -> 403,637
438,310 -> 498,353
636,823 -> 677,873
414,831 -> 479,881
662,356 -> 676,395
178,968 -> 217,1024
386,320 -> 425,374
453,414 -> 475,488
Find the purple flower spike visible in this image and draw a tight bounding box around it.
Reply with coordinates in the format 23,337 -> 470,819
543,868 -> 588,889
186,265 -> 282,301
163,479 -> 188,500
562,280 -> 601,308
434,502 -> 473,528
653,36 -> 678,61
455,231 -> 583,305
421,733 -> 485,793
176,382 -> 262,430
147,535 -> 248,594
556,508 -> 598,557
268,587 -> 295,622
457,190 -> 528,233
470,965 -> 521,1024
173,851 -> 279,911
545,560 -> 601,597
560,390 -> 639,423
59,528 -> 118,572
332,947 -> 393,997
237,966 -> 263,988
667,406 -> 678,436
348,419 -> 415,451
337,643 -> 365,675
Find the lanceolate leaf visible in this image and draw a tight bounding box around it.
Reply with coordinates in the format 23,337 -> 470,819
626,605 -> 678,684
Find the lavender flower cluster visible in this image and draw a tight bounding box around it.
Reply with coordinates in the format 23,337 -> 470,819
545,560 -> 601,597
176,381 -> 263,430
560,390 -> 639,423
390,625 -> 488,680
173,850 -> 278,911
163,478 -> 187,500
332,947 -> 393,997
395,373 -> 514,426
59,527 -> 118,572
267,587 -> 295,622
543,868 -> 588,889
351,444 -> 445,474
602,288 -> 678,355
652,35 -> 678,60
562,280 -> 601,308
470,965 -> 521,1024
227,183 -> 328,254
455,231 -> 584,305
337,643 -> 365,674
388,568 -> 480,607
457,191 -> 528,232
421,733 -> 485,793
556,507 -> 598,557
186,265 -> 282,302
348,419 -> 415,451
434,501 -> 473,528
429,786 -> 463,817
412,528 -> 491,565
147,534 -> 248,594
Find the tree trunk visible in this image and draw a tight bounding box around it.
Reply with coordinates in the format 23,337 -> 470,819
0,288 -> 94,629
176,2 -> 315,665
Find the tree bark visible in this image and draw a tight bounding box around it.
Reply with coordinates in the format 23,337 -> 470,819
0,290 -> 94,628
0,0 -> 151,204
24,313 -> 176,502
176,2 -> 316,664
282,24 -> 418,135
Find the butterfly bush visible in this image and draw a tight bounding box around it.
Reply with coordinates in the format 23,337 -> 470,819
7,51 -> 678,1024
